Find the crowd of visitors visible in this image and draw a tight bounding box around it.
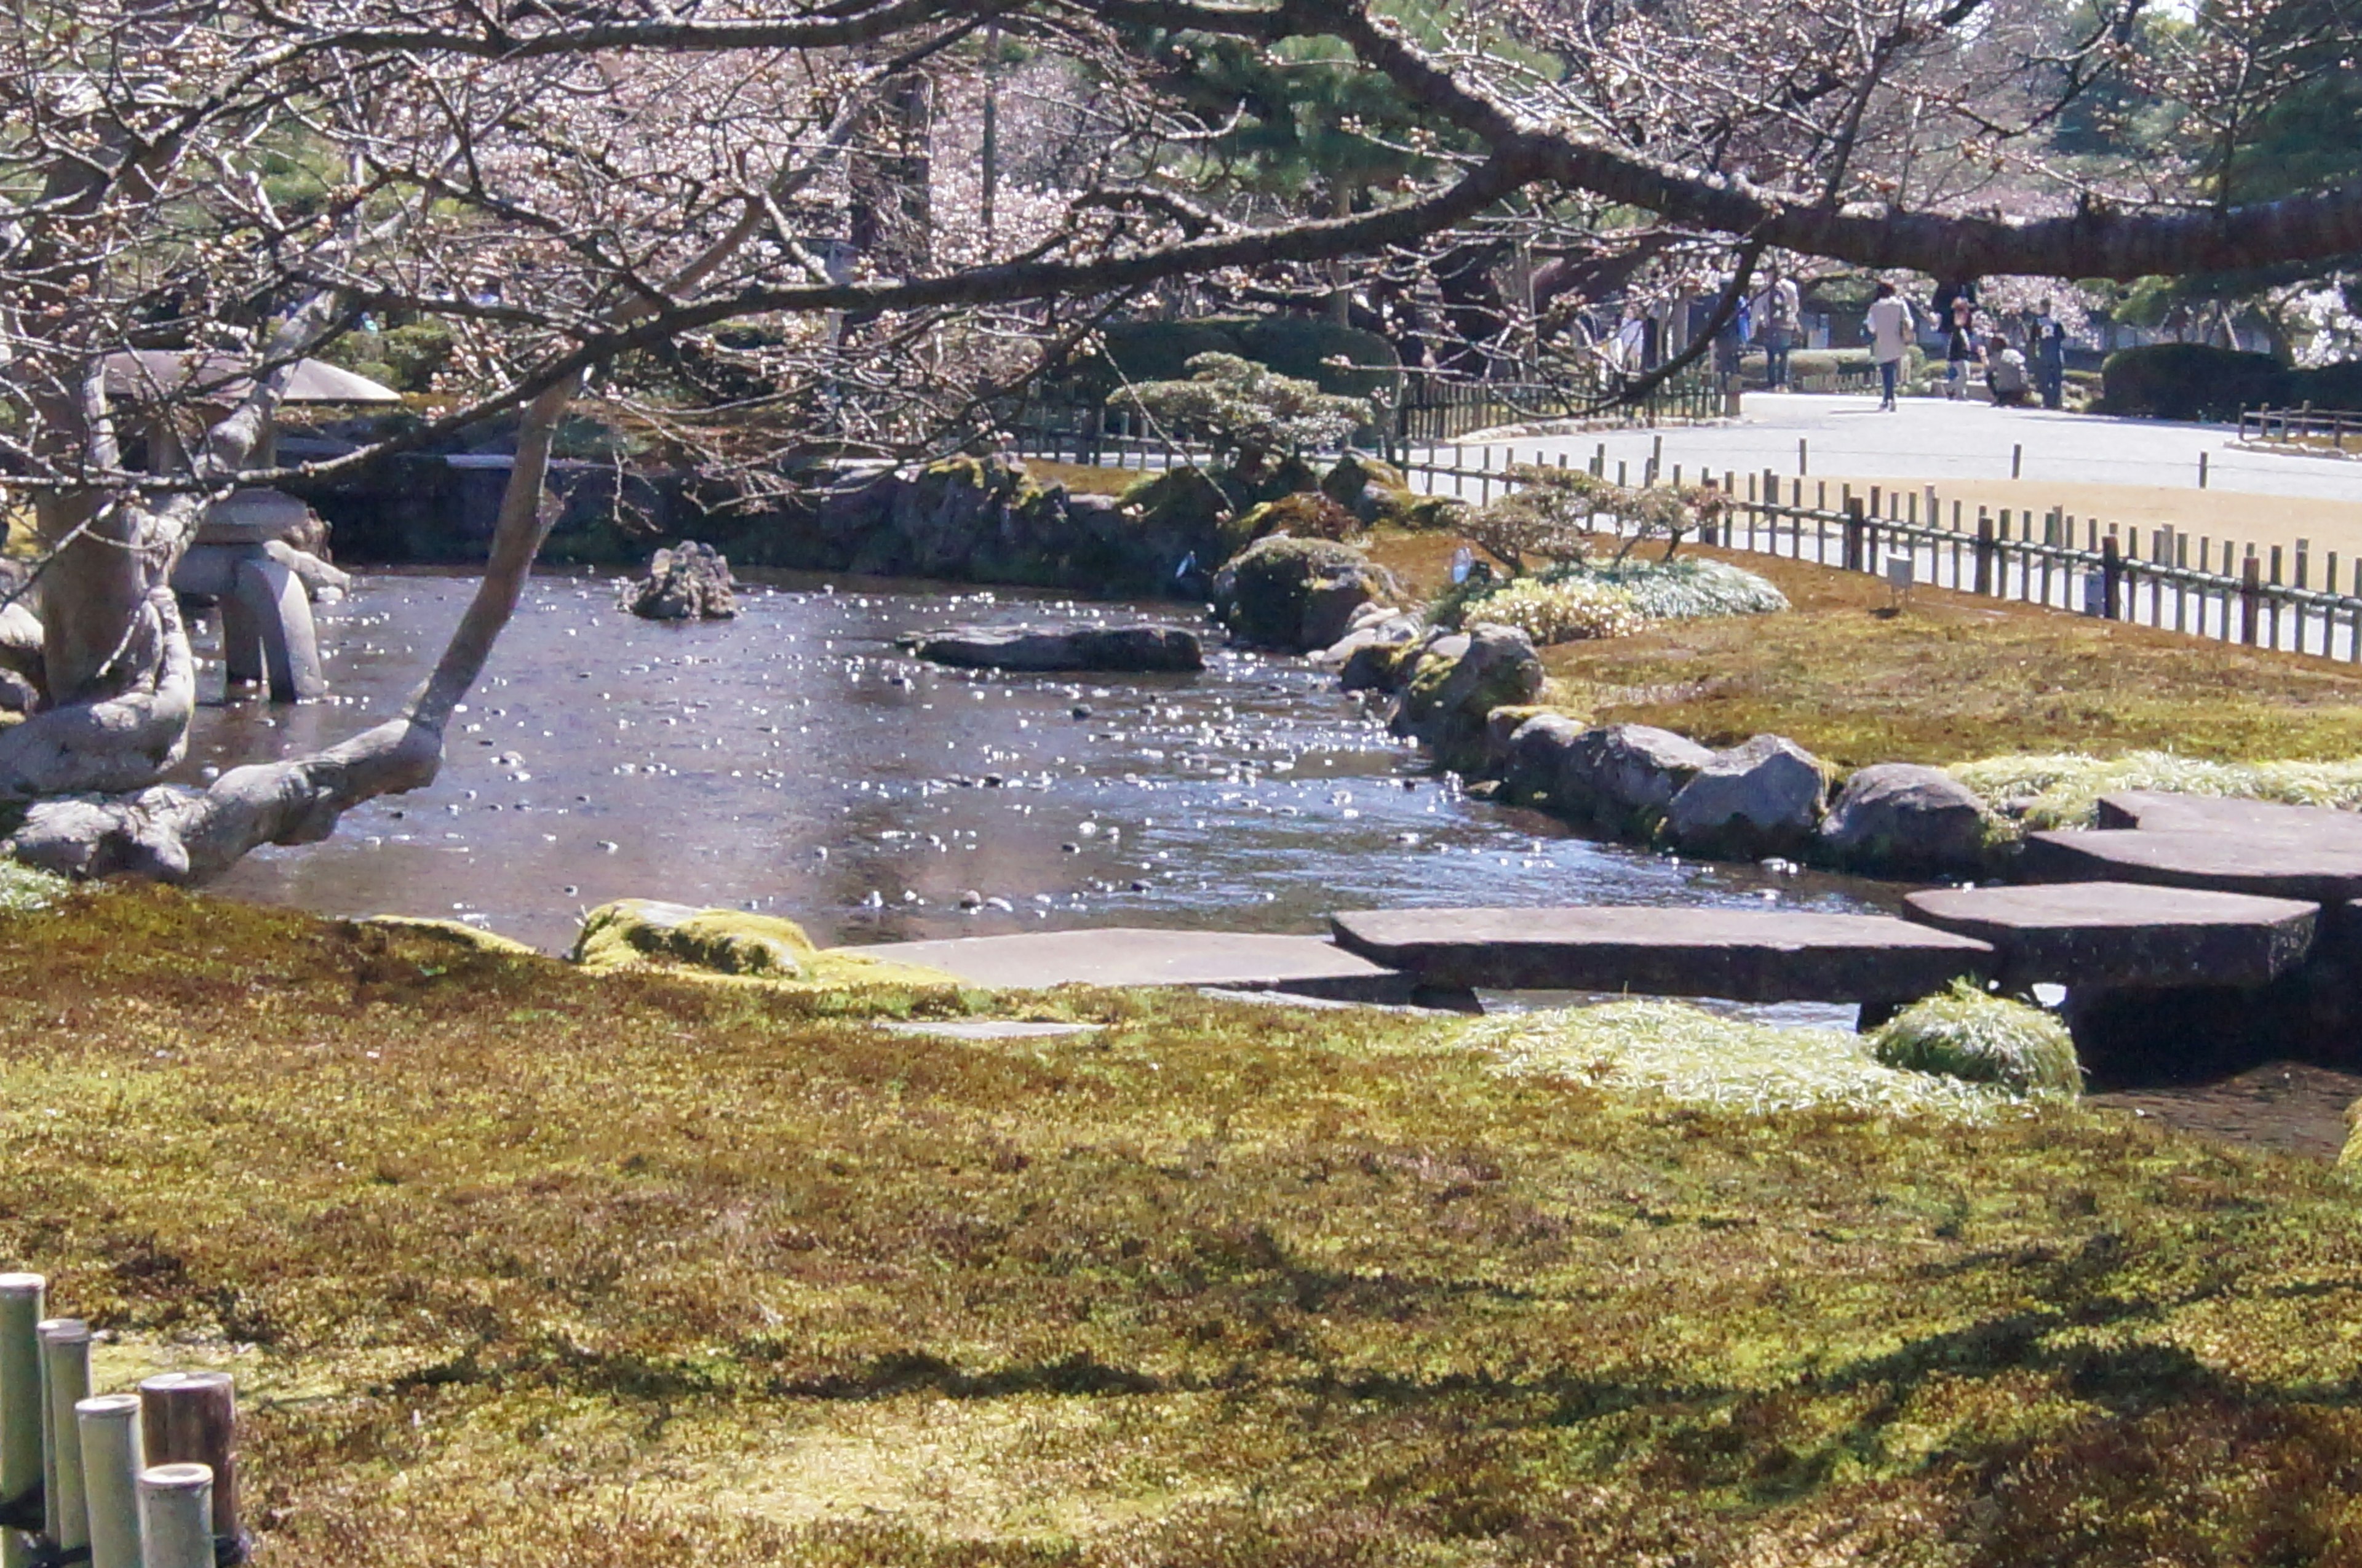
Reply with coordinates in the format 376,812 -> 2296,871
1601,271 -> 2074,411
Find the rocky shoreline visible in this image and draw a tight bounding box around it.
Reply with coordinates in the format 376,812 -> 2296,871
1211,534 -> 2001,885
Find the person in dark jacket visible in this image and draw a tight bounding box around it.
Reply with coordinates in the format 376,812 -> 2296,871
1944,298 -> 1981,400
2029,301 -> 2067,410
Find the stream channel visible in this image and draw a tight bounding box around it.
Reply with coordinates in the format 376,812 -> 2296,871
177,567 -> 1895,1004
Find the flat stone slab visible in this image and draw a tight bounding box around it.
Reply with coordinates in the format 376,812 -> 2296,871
1904,880 -> 2317,989
2094,790 -> 2362,844
878,1019 -> 1102,1041
2021,829 -> 2362,904
849,927 -> 1413,1001
1329,906 -> 1995,1003
900,624 -> 1204,673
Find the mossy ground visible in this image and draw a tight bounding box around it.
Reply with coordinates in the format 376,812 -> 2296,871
1356,533 -> 2362,770
10,883 -> 2362,1563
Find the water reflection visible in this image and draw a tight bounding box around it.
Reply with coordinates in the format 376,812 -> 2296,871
178,567 -> 1895,957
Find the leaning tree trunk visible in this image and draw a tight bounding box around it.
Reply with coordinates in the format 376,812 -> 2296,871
2,380 -> 580,882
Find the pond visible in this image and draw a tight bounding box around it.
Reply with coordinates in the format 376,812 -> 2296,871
177,567 -> 1893,965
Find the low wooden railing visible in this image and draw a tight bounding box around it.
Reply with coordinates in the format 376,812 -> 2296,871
1402,448 -> 2362,663
2238,404 -> 2362,453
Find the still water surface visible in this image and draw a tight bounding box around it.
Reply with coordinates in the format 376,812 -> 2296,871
178,568 -> 1893,957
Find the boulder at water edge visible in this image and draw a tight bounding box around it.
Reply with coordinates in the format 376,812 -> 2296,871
1818,763 -> 1997,878
1389,623 -> 1544,771
1503,718 -> 1716,835
905,624 -> 1204,673
622,541 -> 737,619
1310,599 -> 1423,670
1212,536 -> 1391,651
572,899 -> 958,989
1667,734 -> 1829,856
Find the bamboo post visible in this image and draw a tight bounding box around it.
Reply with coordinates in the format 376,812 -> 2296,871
135,1465 -> 212,1568
2241,551 -> 2262,645
39,1319 -> 90,1555
2271,545 -> 2286,649
2101,535 -> 2123,621
76,1395 -> 141,1568
2199,451 -> 2209,488
138,1373 -> 237,1546
1844,497 -> 1866,571
1974,509 -> 1995,595
2012,443 -> 2022,479
0,1276 -> 41,1524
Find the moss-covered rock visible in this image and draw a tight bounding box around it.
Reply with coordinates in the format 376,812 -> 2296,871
1390,624 -> 1546,771
1322,453 -> 1462,530
359,916 -> 541,957
1227,491 -> 1360,557
1211,536 -> 1392,652
1121,464 -> 1234,551
571,899 -> 959,990
575,899 -> 817,976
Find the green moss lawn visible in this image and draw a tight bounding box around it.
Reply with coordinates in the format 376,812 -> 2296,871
7,883 -> 2362,1564
1355,531 -> 2362,770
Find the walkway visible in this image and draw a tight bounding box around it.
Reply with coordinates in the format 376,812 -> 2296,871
1442,394 -> 2362,507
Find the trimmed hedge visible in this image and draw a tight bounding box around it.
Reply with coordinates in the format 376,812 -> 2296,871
2098,343 -> 2362,420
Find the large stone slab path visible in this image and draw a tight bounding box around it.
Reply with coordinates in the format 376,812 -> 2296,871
2019,829 -> 2362,904
853,927 -> 1418,1001
1903,881 -> 2318,989
1329,906 -> 1995,1002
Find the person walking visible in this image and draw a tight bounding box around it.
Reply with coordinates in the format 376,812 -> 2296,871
1866,282 -> 1914,410
2030,301 -> 2067,410
1757,269 -> 1800,390
1944,297 -> 1981,400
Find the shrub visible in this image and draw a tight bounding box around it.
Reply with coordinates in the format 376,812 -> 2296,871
1871,982 -> 2082,1097
1115,353 -> 1372,480
2099,343 -> 2287,420
1465,576 -> 1647,644
1461,466 -> 1727,575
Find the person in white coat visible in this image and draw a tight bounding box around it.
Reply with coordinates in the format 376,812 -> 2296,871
1866,282 -> 1915,411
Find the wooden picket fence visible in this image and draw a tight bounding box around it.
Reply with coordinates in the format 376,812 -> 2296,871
1402,447 -> 2362,663
0,1273 -> 241,1568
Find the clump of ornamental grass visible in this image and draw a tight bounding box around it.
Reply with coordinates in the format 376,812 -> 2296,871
1466,1000 -> 2018,1119
1546,554 -> 1789,620
1950,750 -> 2362,831
1462,576 -> 1648,645
1871,981 -> 2082,1097
0,861 -> 64,913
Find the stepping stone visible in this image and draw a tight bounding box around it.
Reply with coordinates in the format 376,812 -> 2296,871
1329,906 -> 1995,1003
878,1019 -> 1102,1041
848,927 -> 1417,1002
899,624 -> 1204,673
2094,791 -> 2362,843
2021,830 -> 2362,905
1904,881 -> 2318,989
